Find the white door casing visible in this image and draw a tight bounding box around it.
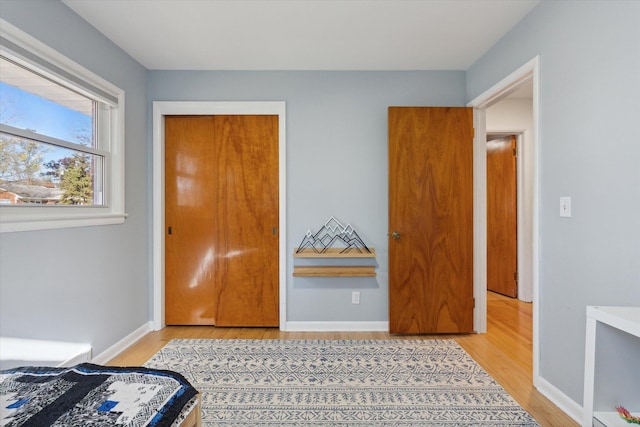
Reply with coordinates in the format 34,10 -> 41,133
151,101 -> 287,331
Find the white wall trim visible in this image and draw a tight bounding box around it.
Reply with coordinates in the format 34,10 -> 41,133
151,101 -> 287,331
468,55 -> 541,382
472,108 -> 488,334
470,58 -> 537,109
535,376 -> 583,424
91,322 -> 152,365
285,321 -> 389,332
516,131 -> 533,303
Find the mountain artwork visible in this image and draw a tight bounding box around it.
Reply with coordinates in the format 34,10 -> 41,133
296,217 -> 372,254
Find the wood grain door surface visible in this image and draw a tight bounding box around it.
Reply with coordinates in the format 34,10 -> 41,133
388,107 -> 474,334
487,135 -> 518,298
165,115 -> 279,327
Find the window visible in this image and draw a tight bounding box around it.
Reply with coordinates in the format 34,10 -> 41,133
0,19 -> 125,233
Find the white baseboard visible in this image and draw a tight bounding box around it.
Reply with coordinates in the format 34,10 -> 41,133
91,322 -> 152,365
283,321 -> 389,332
535,375 -> 583,424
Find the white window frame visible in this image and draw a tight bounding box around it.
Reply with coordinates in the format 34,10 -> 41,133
0,19 -> 126,233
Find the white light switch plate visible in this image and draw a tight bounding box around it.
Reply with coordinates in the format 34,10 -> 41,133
560,196 -> 571,217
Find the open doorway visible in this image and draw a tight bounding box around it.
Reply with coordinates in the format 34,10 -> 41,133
486,81 -> 534,302
469,56 -> 540,384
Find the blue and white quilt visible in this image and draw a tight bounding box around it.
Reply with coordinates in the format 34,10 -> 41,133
0,363 -> 198,427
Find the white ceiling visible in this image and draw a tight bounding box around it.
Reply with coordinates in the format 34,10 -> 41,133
62,0 -> 539,71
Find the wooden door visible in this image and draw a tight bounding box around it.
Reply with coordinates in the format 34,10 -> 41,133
165,115 -> 279,327
211,115 -> 279,326
487,135 -> 518,298
165,116 -> 217,325
388,107 -> 474,334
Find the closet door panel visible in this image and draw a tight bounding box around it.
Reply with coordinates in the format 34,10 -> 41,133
212,115 -> 279,327
165,116 -> 217,325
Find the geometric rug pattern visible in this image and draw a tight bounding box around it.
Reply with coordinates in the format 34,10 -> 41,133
145,339 -> 539,426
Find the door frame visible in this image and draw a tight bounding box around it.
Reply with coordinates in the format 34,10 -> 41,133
469,56 -> 540,382
151,101 -> 287,331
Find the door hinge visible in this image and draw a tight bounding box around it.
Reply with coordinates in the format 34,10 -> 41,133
272,227 -> 278,236
473,298 -> 475,308
514,271 -> 519,283
513,148 -> 517,157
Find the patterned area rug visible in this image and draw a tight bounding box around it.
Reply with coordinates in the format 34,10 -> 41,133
145,339 -> 539,426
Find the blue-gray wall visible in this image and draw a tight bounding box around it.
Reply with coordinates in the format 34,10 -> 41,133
467,0 -> 640,406
2,0 -> 638,414
149,70 -> 466,322
0,1 -> 149,357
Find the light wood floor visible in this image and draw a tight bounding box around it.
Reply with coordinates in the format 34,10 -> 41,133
109,292 -> 577,427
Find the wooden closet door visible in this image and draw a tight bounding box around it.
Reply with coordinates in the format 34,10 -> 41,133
388,107 -> 474,334
165,116 -> 217,325
165,115 -> 279,326
211,115 -> 279,327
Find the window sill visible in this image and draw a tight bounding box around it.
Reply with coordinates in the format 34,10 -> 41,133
0,212 -> 127,233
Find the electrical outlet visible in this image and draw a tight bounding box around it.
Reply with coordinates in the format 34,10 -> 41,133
351,291 -> 360,305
